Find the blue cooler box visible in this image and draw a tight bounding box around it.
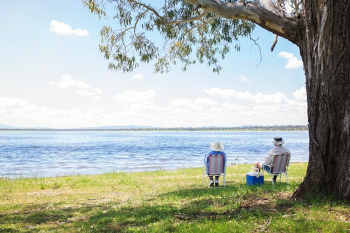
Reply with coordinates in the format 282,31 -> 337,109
246,168 -> 264,186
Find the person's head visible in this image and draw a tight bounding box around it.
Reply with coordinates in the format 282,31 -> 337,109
272,137 -> 285,146
210,141 -> 224,151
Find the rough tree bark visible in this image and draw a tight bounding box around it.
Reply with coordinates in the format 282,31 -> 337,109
293,0 -> 350,199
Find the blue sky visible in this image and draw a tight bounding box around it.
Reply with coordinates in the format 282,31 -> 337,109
0,0 -> 306,128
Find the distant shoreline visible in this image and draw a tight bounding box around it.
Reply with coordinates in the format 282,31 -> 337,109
0,125 -> 308,132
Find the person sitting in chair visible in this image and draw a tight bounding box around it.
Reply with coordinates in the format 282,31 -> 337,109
255,137 -> 291,183
204,141 -> 227,187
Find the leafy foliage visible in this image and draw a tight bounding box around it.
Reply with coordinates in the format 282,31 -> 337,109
83,0 -> 255,73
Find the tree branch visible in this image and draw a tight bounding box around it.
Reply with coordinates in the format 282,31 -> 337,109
180,15 -> 220,42
271,34 -> 278,51
134,9 -> 149,35
249,33 -> 262,66
164,11 -> 211,25
127,0 -> 166,23
183,0 -> 298,43
116,0 -> 298,43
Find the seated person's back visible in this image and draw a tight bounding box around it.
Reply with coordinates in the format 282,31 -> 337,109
255,137 -> 291,182
204,141 -> 227,187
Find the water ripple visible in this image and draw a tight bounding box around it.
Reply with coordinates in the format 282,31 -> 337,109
0,131 -> 309,178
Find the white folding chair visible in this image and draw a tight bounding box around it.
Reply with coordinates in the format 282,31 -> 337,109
263,153 -> 290,186
203,154 -> 226,188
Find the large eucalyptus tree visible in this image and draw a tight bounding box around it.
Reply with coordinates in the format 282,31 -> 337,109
84,0 -> 350,199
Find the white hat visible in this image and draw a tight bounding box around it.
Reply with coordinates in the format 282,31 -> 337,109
272,137 -> 285,145
210,141 -> 224,151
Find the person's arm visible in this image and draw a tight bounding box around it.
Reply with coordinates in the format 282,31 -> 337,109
263,152 -> 274,165
204,153 -> 209,166
222,153 -> 227,172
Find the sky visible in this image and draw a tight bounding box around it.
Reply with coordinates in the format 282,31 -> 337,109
0,0 -> 307,129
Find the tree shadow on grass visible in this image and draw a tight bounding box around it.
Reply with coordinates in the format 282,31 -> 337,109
1,182 -> 348,232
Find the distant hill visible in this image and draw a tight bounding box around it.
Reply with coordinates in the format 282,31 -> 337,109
0,124 -> 155,130
239,125 -> 262,128
0,124 -> 308,131
0,124 -> 15,129
78,125 -> 155,130
0,124 -> 49,129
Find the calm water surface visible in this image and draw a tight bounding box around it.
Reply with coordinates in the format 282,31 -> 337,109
0,131 -> 309,178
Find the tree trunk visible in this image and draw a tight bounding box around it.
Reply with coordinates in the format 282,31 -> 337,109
293,0 -> 350,199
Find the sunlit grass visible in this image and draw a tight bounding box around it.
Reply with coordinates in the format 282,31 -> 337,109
0,163 -> 349,232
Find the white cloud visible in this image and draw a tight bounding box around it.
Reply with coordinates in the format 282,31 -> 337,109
278,51 -> 303,69
240,75 -> 248,82
203,88 -> 255,101
201,87 -> 307,125
0,97 -> 30,108
115,90 -> 156,104
0,86 -> 307,128
132,74 -> 143,79
222,103 -> 247,111
49,20 -> 88,36
254,92 -> 288,104
87,109 -> 104,115
203,88 -> 289,104
93,88 -> 102,93
170,99 -> 192,108
169,98 -> 217,111
76,89 -> 96,96
50,75 -> 101,99
292,87 -> 306,100
193,98 -> 217,106
50,75 -> 90,89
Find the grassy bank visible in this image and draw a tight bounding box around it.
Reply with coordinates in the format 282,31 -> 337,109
0,163 -> 349,232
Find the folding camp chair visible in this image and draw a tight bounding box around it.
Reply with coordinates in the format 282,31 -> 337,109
263,153 -> 290,186
203,154 -> 226,188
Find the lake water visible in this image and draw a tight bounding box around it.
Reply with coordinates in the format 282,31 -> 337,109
0,131 -> 309,178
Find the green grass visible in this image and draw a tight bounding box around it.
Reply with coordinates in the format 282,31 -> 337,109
0,163 -> 349,232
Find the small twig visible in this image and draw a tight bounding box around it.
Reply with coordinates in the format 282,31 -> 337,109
282,214 -> 297,218
134,9 -> 149,35
192,4 -> 201,12
174,211 -> 238,220
180,15 -> 219,42
174,214 -> 194,220
247,207 -> 277,212
271,34 -> 278,51
275,0 -> 285,18
119,197 -> 132,204
294,0 -> 299,17
249,33 -> 262,67
259,217 -> 272,232
128,0 -> 165,24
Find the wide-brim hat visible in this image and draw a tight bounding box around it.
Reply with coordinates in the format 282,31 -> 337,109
210,141 -> 224,151
272,137 -> 285,145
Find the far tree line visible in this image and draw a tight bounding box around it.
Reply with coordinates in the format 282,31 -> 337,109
0,125 -> 308,131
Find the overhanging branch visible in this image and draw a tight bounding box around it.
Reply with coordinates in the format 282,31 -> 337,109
121,0 -> 298,43
164,11 -> 211,25
183,0 -> 298,43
